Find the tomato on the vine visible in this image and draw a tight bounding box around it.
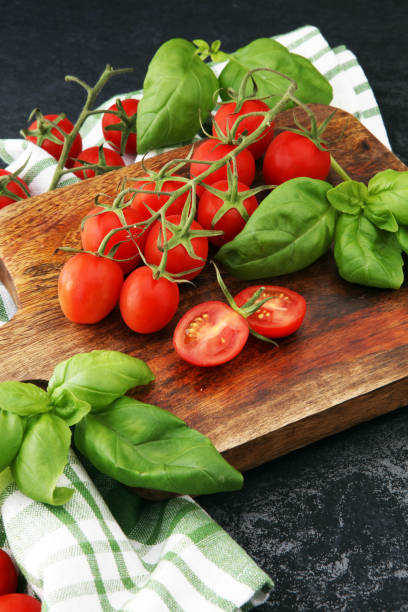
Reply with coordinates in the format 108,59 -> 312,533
234,285 -> 306,338
0,550 -> 17,596
120,266 -> 179,333
102,98 -> 139,155
25,114 -> 82,167
58,253 -> 123,324
81,205 -> 146,274
173,301 -> 249,366
0,593 -> 41,612
144,214 -> 208,280
212,99 -> 274,159
262,131 -> 331,185
130,175 -> 189,220
72,146 -> 125,179
0,170 -> 30,210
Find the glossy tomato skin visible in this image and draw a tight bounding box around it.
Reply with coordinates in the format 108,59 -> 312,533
144,214 -> 208,281
0,170 -> 29,210
102,98 -> 139,155
72,146 -> 125,179
120,266 -> 179,333
197,179 -> 258,246
58,253 -> 123,324
173,301 -> 249,366
0,593 -> 41,612
81,205 -> 146,274
212,100 -> 274,159
190,139 -> 255,193
26,114 -> 82,167
0,550 -> 17,596
262,131 -> 331,185
234,285 -> 306,338
130,175 -> 189,220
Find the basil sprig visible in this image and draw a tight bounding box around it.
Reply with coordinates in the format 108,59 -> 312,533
0,350 -> 243,505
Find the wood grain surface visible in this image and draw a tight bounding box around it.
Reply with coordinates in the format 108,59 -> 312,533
1,104 -> 407,476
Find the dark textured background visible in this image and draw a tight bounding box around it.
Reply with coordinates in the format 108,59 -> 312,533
1,1 -> 408,609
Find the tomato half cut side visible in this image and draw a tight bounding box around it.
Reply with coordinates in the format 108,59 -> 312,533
173,301 -> 249,367
234,285 -> 306,338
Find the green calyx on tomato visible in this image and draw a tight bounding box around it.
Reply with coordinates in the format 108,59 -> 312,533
72,145 -> 125,179
102,98 -> 139,156
0,169 -> 30,210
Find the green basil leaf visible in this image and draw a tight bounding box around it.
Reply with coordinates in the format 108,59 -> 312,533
397,225 -> 408,254
11,413 -> 73,505
327,180 -> 368,214
136,38 -> 218,153
74,396 -> 243,495
334,212 -> 404,289
52,388 -> 91,426
216,177 -> 336,279
0,382 -> 51,416
0,410 -> 24,472
219,38 -> 332,108
48,350 -> 154,412
364,205 -> 398,232
367,169 -> 408,226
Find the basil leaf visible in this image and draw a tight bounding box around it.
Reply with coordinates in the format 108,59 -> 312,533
219,38 -> 332,108
216,177 -> 336,279
11,413 -> 73,505
74,396 -> 243,495
52,388 -> 91,426
327,180 -> 368,214
48,350 -> 154,411
334,213 -> 404,289
136,38 -> 218,153
397,225 -> 408,254
0,381 -> 51,416
366,169 -> 408,226
0,410 -> 24,472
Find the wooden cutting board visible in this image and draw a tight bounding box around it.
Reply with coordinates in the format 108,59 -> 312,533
1,104 -> 407,476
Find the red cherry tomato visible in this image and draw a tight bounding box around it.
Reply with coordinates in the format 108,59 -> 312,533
72,146 -> 125,179
26,114 -> 82,167
262,131 -> 331,185
197,179 -> 258,246
130,175 -> 189,220
0,170 -> 30,210
81,205 -> 146,275
0,550 -> 17,596
0,593 -> 41,612
173,301 -> 249,366
120,266 -> 179,333
234,285 -> 306,338
212,99 -> 274,159
102,98 -> 139,155
58,253 -> 123,324
144,214 -> 208,281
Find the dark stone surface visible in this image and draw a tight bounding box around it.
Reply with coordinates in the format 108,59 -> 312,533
1,1 -> 408,609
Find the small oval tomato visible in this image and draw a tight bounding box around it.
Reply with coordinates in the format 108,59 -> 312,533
58,253 -> 123,324
0,170 -> 30,210
130,175 -> 189,220
212,99 -> 274,159
102,98 -> 139,155
120,266 -> 179,333
234,285 -> 306,338
197,179 -> 258,246
262,131 -> 331,185
26,114 -> 82,167
173,301 -> 249,366
0,550 -> 17,596
144,214 -> 208,280
81,205 -> 146,274
72,146 -> 125,179
0,593 -> 41,612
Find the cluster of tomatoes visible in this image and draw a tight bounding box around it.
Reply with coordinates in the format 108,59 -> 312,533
0,549 -> 40,611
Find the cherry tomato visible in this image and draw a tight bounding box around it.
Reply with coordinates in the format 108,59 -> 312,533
102,98 -> 139,155
212,99 -> 274,159
72,146 -> 125,179
0,593 -> 41,612
58,253 -> 123,324
190,139 -> 255,194
81,205 -> 146,275
197,179 -> 258,246
26,114 -> 82,167
0,170 -> 30,210
234,285 -> 306,338
262,131 -> 331,185
173,301 -> 249,366
144,214 -> 208,281
0,550 -> 17,596
130,175 -> 189,220
120,266 -> 179,333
